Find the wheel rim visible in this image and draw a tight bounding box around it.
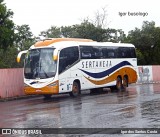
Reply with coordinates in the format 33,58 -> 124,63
73,85 -> 78,93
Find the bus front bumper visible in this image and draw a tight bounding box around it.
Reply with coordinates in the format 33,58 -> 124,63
24,85 -> 59,95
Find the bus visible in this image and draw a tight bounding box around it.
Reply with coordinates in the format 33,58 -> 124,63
17,38 -> 137,98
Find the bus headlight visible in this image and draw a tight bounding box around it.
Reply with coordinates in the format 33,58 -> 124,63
24,83 -> 28,87
48,81 -> 59,87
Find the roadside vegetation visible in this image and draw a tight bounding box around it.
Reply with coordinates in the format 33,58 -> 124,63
0,0 -> 160,68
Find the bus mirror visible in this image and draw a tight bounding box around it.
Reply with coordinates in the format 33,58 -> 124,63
53,50 -> 58,61
17,50 -> 28,63
53,55 -> 58,61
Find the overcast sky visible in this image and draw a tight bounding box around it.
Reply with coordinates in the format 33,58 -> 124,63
4,0 -> 160,36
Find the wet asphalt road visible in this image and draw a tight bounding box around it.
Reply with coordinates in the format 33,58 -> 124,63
0,83 -> 160,137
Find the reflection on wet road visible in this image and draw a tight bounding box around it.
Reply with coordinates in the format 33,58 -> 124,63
0,84 -> 160,132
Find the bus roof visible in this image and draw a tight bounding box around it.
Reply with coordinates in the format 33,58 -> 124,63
34,38 -> 94,47
31,38 -> 135,50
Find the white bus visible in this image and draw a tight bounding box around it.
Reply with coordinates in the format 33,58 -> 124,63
17,38 -> 137,98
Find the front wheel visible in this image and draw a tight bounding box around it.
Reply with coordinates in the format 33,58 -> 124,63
69,81 -> 80,97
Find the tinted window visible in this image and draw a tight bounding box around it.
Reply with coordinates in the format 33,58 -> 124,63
93,47 -> 103,59
102,47 -> 118,58
59,47 -> 79,74
129,47 -> 136,58
118,47 -> 136,58
80,45 -> 136,59
80,46 -> 104,59
80,46 -> 94,59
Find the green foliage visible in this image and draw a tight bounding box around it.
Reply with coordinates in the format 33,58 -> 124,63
41,20 -> 125,42
126,21 -> 160,65
15,24 -> 35,51
40,26 -> 61,38
1,1 -> 160,68
0,0 -> 15,50
0,47 -> 23,68
0,24 -> 35,68
72,21 -> 106,41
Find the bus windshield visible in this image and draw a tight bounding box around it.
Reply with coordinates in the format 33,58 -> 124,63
24,48 -> 57,79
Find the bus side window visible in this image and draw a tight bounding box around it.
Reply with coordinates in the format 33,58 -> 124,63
102,48 -> 108,58
59,49 -> 67,74
82,52 -> 91,58
80,46 -> 94,59
102,47 -> 116,58
108,52 -> 115,58
130,47 -> 136,58
93,47 -> 103,59
59,47 -> 79,74
118,47 -> 127,58
118,47 -> 136,58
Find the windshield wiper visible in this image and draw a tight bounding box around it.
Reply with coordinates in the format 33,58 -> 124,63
39,61 -> 49,78
33,62 -> 39,78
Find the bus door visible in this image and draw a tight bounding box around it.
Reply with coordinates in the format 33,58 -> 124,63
58,47 -> 79,93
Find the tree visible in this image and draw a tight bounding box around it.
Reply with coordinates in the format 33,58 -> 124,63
73,20 -> 106,41
0,0 -> 14,50
0,47 -> 22,68
15,24 -> 35,51
102,28 -> 126,42
126,21 -> 160,65
92,6 -> 109,28
39,26 -> 61,38
61,26 -> 79,38
39,19 -> 126,43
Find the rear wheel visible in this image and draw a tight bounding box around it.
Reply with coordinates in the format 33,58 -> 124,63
69,81 -> 80,97
123,76 -> 128,89
116,77 -> 122,91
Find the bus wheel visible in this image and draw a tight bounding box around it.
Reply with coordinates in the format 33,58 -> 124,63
69,81 -> 80,97
116,77 -> 122,91
123,76 -> 128,89
43,94 -> 52,99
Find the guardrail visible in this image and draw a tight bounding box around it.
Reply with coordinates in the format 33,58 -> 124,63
0,66 -> 160,99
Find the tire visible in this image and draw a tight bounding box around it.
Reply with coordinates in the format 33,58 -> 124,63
69,81 -> 80,97
123,76 -> 128,89
43,94 -> 52,99
116,77 -> 122,91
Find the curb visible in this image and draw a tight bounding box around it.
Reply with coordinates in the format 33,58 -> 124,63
0,95 -> 40,102
136,81 -> 160,85
1,82 -> 160,102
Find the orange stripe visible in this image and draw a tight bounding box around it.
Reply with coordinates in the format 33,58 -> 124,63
24,86 -> 59,95
34,38 -> 93,47
24,81 -> 59,95
85,67 -> 137,85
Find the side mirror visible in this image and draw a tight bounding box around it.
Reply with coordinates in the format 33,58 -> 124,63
53,55 -> 58,61
17,50 -> 28,63
53,50 -> 58,61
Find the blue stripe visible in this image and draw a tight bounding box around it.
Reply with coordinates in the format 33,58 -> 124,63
79,61 -> 132,79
